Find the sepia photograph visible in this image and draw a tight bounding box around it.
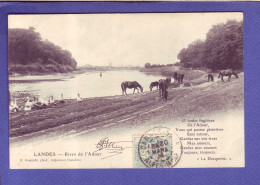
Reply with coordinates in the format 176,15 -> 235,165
8,13 -> 244,168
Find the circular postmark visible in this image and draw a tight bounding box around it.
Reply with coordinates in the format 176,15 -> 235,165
138,127 -> 182,168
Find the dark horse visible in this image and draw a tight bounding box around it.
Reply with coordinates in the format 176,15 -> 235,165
174,72 -> 184,84
208,74 -> 214,82
218,70 -> 238,82
159,77 -> 171,100
121,81 -> 143,95
178,74 -> 184,84
174,72 -> 178,82
150,81 -> 159,91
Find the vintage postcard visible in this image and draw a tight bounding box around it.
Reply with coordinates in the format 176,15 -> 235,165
8,13 -> 244,168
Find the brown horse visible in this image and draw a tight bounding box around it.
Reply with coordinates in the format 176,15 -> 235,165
174,72 -> 184,84
218,70 -> 238,82
150,81 -> 159,91
174,72 -> 178,82
178,74 -> 184,84
159,78 -> 171,100
121,81 -> 143,95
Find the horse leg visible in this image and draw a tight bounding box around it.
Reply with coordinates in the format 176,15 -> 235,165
221,75 -> 224,82
162,89 -> 164,99
123,87 -> 126,95
162,87 -> 166,99
133,88 -> 135,94
228,75 -> 231,82
161,86 -> 164,99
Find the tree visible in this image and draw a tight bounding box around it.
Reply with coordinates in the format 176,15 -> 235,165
177,20 -> 243,71
144,63 -> 151,68
8,27 -> 78,74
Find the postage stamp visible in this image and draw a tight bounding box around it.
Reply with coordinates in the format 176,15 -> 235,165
133,127 -> 182,168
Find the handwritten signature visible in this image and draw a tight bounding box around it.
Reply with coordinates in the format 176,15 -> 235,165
94,137 -> 132,160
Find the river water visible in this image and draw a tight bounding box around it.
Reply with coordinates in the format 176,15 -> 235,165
9,70 -> 165,100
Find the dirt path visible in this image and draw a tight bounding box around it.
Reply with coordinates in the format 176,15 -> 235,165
9,74 -> 244,143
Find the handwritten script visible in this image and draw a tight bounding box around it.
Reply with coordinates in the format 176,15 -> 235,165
94,137 -> 132,160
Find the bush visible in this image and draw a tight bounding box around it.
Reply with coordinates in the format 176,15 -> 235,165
145,63 -> 151,68
9,64 -> 28,74
173,62 -> 181,66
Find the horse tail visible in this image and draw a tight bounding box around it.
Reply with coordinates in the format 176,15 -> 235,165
121,82 -> 124,91
121,82 -> 125,94
158,80 -> 163,97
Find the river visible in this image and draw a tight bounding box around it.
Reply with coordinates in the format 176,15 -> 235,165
9,70 -> 164,100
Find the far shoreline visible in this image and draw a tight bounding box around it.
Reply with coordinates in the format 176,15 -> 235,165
8,66 -> 143,78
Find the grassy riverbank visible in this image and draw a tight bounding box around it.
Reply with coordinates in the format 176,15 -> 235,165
140,66 -> 213,88
140,66 -> 207,80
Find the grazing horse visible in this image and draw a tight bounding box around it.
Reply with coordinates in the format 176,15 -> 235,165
121,81 -> 143,95
159,78 -> 171,100
218,70 -> 238,82
178,74 -> 184,84
208,74 -> 214,82
150,81 -> 159,91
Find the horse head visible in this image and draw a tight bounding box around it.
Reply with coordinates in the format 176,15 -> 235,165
232,71 -> 239,78
139,85 -> 143,92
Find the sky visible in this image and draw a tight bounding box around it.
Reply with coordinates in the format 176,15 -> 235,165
9,13 -> 243,67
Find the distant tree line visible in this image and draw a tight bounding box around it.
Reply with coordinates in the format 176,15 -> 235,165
177,20 -> 243,71
144,63 -> 174,68
8,27 -> 77,74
